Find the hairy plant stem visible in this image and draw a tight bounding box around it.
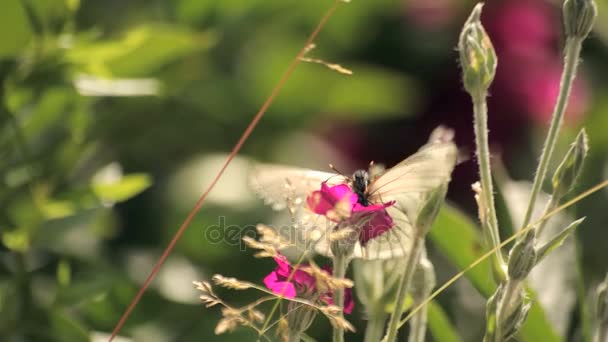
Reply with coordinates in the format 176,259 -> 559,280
536,195 -> 559,238
494,280 -> 522,342
408,300 -> 429,342
472,89 -> 506,275
521,37 -> 583,233
364,312 -> 387,342
383,234 -> 424,342
332,253 -> 347,342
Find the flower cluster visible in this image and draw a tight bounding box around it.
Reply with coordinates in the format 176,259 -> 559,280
264,253 -> 354,314
306,182 -> 395,244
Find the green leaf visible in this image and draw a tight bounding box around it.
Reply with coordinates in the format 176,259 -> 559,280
92,173 -> 152,203
536,218 -> 585,263
0,0 -> 33,58
520,303 -> 561,342
429,204 -> 495,295
428,301 -> 461,342
66,25 -> 215,77
55,274 -> 114,307
49,309 -> 90,342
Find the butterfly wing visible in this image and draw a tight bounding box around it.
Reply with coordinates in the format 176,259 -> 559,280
249,164 -> 346,211
367,137 -> 458,204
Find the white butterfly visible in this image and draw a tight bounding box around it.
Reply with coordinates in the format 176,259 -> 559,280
249,127 -> 459,260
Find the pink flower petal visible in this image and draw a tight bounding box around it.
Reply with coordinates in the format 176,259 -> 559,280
307,183 -> 358,216
263,271 -> 297,298
353,201 -> 396,244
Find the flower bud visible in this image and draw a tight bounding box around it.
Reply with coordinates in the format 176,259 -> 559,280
415,183 -> 448,235
458,3 -> 497,94
563,0 -> 597,39
502,296 -> 532,340
552,129 -> 588,199
508,232 -> 537,280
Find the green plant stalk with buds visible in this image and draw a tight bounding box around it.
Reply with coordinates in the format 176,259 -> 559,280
477,0 -> 596,340
521,0 -> 596,232
458,3 -> 506,278
537,128 -> 588,237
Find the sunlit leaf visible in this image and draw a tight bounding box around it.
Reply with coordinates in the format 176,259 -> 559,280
66,25 -> 215,77
92,173 -> 152,203
0,0 -> 33,58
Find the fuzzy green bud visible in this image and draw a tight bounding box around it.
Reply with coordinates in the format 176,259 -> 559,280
552,129 -> 588,199
563,0 -> 597,39
508,232 -> 537,280
458,3 -> 497,94
502,296 -> 532,340
415,183 -> 448,235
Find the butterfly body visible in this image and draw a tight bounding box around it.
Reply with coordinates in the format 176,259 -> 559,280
351,170 -> 370,206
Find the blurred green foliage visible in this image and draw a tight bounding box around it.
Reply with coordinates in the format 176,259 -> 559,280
1,0 -> 608,341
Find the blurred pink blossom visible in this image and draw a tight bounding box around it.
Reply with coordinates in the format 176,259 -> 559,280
485,0 -> 590,124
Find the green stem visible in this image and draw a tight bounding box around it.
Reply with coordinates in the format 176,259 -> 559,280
383,235 -> 424,342
522,37 -> 583,231
472,89 -> 506,274
332,253 -> 347,342
494,280 -> 521,342
535,195 -> 559,238
364,312 -> 387,342
408,301 -> 429,342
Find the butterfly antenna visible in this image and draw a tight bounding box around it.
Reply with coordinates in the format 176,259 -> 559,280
329,163 -> 345,177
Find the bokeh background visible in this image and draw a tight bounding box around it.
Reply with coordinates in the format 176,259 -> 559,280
1,0 -> 608,341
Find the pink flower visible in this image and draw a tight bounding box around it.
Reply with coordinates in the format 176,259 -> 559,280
307,182 -> 395,245
263,254 -> 315,299
263,254 -> 354,314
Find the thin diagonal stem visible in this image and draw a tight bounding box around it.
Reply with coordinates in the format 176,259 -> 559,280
383,234 -> 424,342
521,37 -> 583,231
109,2 -> 343,340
